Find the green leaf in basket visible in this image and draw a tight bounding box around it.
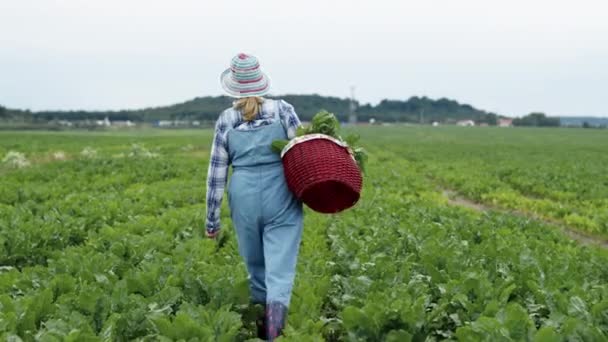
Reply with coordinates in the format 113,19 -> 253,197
271,140 -> 289,154
311,110 -> 340,138
344,133 -> 360,147
353,147 -> 368,173
296,126 -> 309,137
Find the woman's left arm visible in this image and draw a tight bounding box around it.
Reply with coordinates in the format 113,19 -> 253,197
205,117 -> 230,235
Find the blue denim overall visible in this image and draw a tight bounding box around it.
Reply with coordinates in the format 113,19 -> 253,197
227,109 -> 303,307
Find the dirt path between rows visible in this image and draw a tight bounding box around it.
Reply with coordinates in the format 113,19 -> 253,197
441,189 -> 608,250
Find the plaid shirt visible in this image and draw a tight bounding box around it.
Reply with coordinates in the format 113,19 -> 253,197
205,99 -> 301,233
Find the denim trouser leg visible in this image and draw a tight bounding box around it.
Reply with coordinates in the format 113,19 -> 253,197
263,214 -> 303,306
234,225 -> 266,303
230,186 -> 267,304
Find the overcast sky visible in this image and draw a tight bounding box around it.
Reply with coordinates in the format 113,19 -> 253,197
1,0 -> 607,117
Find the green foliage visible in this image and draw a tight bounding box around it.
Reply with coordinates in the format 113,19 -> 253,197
513,112 -> 561,127
271,140 -> 289,154
356,95 -> 499,124
398,126 -> 608,236
309,110 -> 341,137
352,147 -> 368,173
0,127 -> 607,340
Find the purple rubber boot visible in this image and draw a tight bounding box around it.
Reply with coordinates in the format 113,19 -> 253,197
266,302 -> 288,341
256,313 -> 267,340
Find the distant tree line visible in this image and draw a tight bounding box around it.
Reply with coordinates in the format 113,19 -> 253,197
560,116 -> 608,128
356,97 -> 500,124
512,112 -> 560,127
1,95 -> 504,125
0,105 -> 32,121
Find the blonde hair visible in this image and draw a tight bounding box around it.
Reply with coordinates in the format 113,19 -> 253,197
234,97 -> 264,121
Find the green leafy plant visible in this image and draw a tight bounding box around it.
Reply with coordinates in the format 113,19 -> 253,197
1,127 -> 608,341
271,140 -> 289,154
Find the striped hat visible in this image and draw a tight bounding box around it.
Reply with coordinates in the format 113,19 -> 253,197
220,53 -> 271,98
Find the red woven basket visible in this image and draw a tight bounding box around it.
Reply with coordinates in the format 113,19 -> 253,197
281,134 -> 363,213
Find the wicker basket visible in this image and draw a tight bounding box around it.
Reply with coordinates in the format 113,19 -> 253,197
280,134 -> 363,213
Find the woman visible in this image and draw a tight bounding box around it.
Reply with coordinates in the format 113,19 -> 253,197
205,53 -> 303,340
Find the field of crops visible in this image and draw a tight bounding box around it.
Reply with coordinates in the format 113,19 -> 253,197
1,127 -> 607,341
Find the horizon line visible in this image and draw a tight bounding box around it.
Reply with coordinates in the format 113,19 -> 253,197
2,94 -> 607,119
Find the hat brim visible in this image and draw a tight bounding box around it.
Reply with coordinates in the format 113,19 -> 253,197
220,68 -> 271,98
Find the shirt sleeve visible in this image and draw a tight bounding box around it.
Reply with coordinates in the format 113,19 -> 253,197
205,115 -> 230,233
278,100 -> 302,139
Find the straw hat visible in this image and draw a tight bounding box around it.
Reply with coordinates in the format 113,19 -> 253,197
220,53 -> 271,98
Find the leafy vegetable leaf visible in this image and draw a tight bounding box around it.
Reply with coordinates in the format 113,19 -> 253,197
271,140 -> 289,154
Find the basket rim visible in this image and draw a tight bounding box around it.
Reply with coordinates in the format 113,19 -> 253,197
280,133 -> 350,158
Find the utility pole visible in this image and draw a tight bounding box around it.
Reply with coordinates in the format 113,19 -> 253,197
419,109 -> 424,125
348,86 -> 357,125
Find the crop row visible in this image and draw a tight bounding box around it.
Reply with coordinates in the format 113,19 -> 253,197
319,147 -> 608,340
0,143 -> 340,340
2,129 -> 607,341
357,126 -> 608,237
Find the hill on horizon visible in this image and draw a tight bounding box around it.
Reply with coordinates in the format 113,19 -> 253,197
2,94 -> 504,124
